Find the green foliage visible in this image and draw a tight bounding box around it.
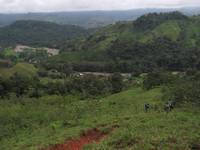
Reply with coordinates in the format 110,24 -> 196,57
143,71 -> 178,90
71,75 -> 112,97
19,49 -> 49,63
1,48 -> 17,57
10,73 -> 39,97
42,75 -> 114,97
13,63 -> 38,77
0,62 -> 38,77
0,76 -> 11,98
0,48 -> 18,61
0,67 -> 127,98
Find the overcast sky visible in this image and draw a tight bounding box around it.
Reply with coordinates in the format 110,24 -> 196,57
0,0 -> 200,13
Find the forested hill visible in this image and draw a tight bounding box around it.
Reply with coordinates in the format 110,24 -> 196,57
1,12 -> 200,73
0,20 -> 88,49
50,12 -> 200,73
60,12 -> 200,54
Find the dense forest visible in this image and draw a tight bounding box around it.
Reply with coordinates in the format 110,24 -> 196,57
0,20 -> 88,49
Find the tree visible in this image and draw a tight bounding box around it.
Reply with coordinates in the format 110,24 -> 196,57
11,73 -> 32,97
0,76 -> 11,99
110,73 -> 124,93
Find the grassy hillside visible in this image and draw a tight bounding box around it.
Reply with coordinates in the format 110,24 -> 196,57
0,87 -> 199,150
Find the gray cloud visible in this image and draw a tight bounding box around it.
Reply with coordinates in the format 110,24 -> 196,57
0,0 -> 200,13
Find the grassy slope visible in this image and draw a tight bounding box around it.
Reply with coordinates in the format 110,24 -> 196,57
0,87 -> 199,150
139,21 -> 182,43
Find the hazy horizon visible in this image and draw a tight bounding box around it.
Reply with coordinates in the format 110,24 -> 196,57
0,0 -> 200,13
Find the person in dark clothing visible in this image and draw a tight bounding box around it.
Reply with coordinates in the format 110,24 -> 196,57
144,103 -> 150,112
164,102 -> 171,113
164,100 -> 176,113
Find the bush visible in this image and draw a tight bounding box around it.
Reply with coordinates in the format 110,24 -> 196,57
110,73 -> 124,93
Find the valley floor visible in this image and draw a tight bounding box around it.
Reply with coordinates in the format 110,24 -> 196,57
0,88 -> 199,150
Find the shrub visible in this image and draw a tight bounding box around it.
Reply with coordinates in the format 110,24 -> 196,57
110,73 -> 124,93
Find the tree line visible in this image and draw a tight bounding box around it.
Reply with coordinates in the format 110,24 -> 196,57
0,72 -> 125,99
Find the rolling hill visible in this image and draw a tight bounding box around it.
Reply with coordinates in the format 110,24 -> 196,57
0,20 -> 88,49
48,12 -> 200,73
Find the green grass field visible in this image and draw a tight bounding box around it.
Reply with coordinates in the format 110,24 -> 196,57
0,87 -> 199,150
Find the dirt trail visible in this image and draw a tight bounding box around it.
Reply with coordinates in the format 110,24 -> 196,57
46,126 -> 118,150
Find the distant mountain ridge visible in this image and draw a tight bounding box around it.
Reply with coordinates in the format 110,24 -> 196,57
0,7 -> 200,28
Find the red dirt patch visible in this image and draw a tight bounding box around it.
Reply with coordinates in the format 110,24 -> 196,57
46,126 -> 117,150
